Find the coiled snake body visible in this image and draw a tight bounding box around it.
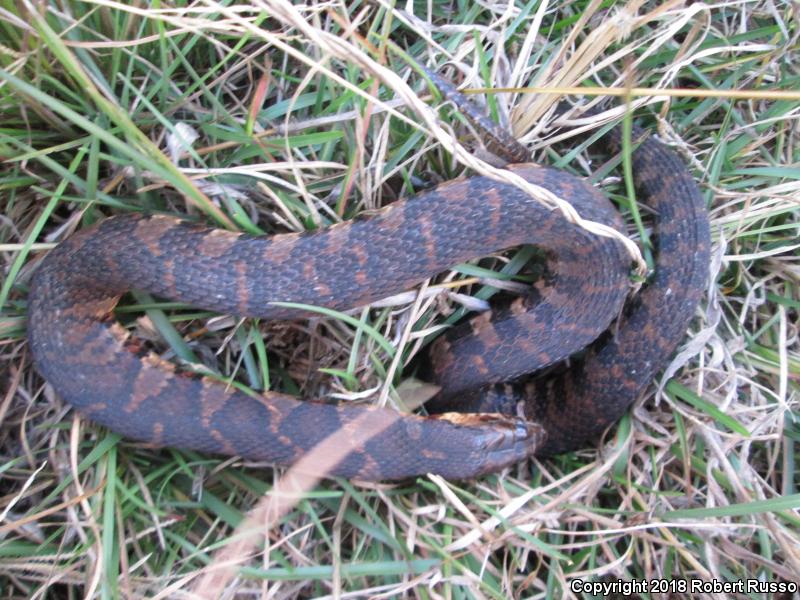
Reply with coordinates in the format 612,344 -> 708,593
27,84 -> 710,480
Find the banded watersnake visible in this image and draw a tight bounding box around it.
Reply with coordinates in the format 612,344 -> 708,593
26,71 -> 710,480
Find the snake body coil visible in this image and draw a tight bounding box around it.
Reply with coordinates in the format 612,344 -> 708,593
27,105 -> 709,480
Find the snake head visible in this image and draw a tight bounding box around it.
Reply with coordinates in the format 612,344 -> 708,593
429,413 -> 547,477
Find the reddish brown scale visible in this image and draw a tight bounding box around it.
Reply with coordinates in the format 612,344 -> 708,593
27,70 -> 709,480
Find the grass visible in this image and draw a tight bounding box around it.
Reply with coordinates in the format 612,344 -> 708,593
1,0 -> 799,597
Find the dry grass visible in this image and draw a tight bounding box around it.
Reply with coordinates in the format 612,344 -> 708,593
1,0 -> 799,598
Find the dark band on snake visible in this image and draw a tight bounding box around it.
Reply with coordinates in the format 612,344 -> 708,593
27,67 -> 710,480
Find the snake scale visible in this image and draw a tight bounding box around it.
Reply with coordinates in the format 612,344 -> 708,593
27,70 -> 710,480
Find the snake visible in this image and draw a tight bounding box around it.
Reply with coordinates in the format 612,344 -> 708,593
26,70 -> 710,481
